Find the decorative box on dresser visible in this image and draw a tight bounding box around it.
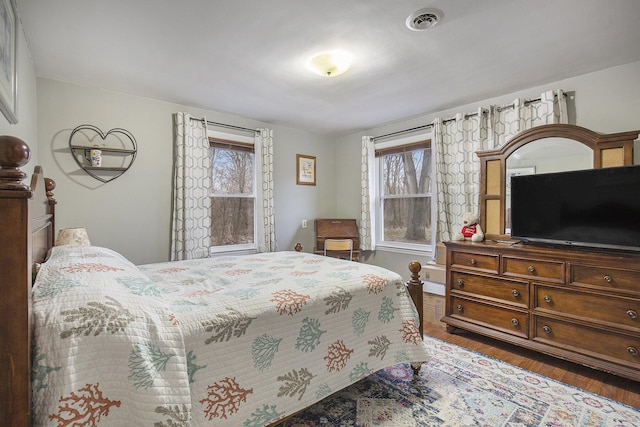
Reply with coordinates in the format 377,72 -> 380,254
442,240 -> 640,382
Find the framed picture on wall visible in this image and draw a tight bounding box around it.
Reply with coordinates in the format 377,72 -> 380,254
0,0 -> 18,124
296,154 -> 316,186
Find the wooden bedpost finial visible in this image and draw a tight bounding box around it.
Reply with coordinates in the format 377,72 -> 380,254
0,135 -> 31,191
408,260 -> 421,278
405,262 -> 423,327
45,177 -> 57,204
45,177 -> 56,193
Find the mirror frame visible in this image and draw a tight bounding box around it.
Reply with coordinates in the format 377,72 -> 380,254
477,123 -> 639,240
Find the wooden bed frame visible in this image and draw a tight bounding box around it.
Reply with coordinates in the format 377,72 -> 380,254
0,135 -> 424,426
1,136 -> 56,426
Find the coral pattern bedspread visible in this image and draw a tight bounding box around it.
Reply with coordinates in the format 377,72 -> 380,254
32,246 -> 428,426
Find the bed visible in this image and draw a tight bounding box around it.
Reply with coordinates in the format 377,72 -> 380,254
0,136 -> 429,426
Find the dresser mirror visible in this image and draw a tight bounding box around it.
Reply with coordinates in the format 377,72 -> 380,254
504,138 -> 592,233
476,123 -> 638,240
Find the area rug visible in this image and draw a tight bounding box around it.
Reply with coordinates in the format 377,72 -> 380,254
274,335 -> 640,426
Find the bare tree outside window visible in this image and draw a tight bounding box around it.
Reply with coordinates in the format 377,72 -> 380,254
380,147 -> 432,244
210,145 -> 255,246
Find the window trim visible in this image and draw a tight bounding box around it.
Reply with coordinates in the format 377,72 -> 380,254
374,132 -> 436,254
375,140 -> 430,157
209,137 -> 254,153
208,129 -> 259,254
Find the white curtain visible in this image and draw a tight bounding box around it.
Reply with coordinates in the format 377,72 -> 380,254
434,89 -> 568,242
359,136 -> 376,251
170,113 -> 212,261
255,128 -> 277,252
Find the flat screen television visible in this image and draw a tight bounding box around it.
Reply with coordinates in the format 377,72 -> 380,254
510,164 -> 640,252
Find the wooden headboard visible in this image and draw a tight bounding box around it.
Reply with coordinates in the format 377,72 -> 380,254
0,135 -> 56,426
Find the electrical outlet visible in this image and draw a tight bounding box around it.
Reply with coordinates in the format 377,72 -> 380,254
302,219 -> 307,228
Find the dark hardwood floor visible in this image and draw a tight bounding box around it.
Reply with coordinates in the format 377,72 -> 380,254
424,322 -> 640,409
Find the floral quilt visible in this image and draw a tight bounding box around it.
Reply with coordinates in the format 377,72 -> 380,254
32,246 -> 429,426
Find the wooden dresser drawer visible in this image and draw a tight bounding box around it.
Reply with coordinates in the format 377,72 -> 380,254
450,251 -> 499,274
502,256 -> 564,283
533,316 -> 640,369
445,240 -> 640,381
570,264 -> 640,295
534,285 -> 640,331
450,271 -> 528,308
448,296 -> 528,338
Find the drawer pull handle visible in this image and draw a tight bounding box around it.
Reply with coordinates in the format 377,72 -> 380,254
511,289 -> 520,297
456,279 -> 464,288
627,310 -> 638,319
603,275 -> 612,283
527,265 -> 536,273
469,259 -> 477,266
511,318 -> 519,326
542,325 -> 552,334
628,347 -> 639,356
456,304 -> 463,312
543,295 -> 552,303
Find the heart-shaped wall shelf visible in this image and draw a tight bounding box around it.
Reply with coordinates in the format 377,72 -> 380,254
69,125 -> 137,183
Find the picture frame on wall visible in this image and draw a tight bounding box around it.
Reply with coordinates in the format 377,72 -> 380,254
296,154 -> 316,186
0,0 -> 18,124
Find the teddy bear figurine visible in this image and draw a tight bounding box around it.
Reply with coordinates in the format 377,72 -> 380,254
452,211 -> 485,242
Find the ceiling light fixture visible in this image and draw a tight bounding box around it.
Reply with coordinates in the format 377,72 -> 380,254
406,8 -> 444,31
307,51 -> 351,77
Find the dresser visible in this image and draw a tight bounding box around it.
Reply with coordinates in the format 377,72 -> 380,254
314,218 -> 360,261
443,240 -> 640,381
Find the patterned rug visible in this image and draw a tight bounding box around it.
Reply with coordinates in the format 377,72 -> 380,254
274,335 -> 640,426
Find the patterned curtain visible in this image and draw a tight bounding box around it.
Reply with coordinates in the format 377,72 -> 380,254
433,110 -> 487,243
170,113 -> 212,261
359,136 -> 376,251
434,89 -> 568,243
255,128 -> 277,252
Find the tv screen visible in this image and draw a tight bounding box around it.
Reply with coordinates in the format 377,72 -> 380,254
510,165 -> 640,251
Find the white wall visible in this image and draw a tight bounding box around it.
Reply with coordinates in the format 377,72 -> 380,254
0,19 -> 38,172
36,79 -> 336,264
336,61 -> 640,280
33,59 -> 640,273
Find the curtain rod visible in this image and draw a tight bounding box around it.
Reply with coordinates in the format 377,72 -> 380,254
372,95 -> 555,141
371,124 -> 433,141
190,117 -> 257,134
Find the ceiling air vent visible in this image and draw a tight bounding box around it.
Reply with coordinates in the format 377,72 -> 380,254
406,8 -> 444,31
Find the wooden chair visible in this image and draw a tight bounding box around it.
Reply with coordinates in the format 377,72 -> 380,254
323,239 -> 353,261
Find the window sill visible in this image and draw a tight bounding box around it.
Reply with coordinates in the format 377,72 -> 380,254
374,242 -> 434,259
209,245 -> 258,257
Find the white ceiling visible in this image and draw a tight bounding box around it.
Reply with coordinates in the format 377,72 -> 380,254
15,0 -> 640,136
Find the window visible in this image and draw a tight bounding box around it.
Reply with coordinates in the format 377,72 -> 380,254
375,137 -> 434,253
209,134 -> 257,252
